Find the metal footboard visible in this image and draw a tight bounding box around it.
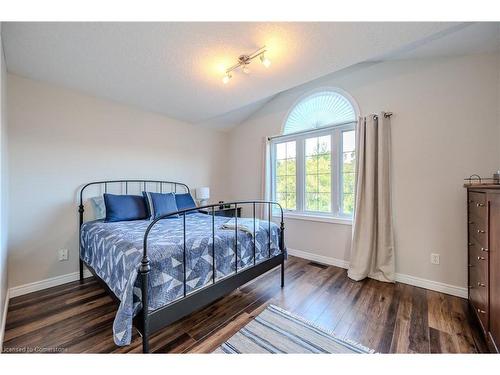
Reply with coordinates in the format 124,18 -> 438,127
139,200 -> 285,352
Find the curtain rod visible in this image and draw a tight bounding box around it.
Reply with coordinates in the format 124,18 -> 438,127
267,112 -> 393,141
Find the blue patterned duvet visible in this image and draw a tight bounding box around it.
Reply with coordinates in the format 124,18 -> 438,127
80,213 -> 281,346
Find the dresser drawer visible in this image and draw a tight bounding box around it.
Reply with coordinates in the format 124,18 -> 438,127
469,259 -> 488,305
470,297 -> 489,332
469,191 -> 486,206
469,241 -> 489,278
469,221 -> 488,248
468,192 -> 487,220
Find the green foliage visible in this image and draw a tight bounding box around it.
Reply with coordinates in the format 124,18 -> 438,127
342,151 -> 356,214
305,152 -> 331,212
343,193 -> 354,215
276,154 -> 297,210
275,141 -> 356,215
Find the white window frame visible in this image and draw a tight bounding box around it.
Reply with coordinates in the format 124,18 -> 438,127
270,123 -> 356,224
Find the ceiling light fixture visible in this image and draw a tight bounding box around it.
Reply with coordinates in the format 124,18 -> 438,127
222,46 -> 270,84
260,53 -> 271,68
222,72 -> 232,84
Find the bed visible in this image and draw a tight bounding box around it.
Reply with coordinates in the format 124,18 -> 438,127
78,179 -> 286,352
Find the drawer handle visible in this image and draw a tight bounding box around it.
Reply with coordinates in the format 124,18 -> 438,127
477,230 -> 485,233
476,203 -> 485,207
468,200 -> 474,203
468,221 -> 474,224
468,285 -> 473,289
477,256 -> 485,261
481,247 -> 488,252
468,264 -> 473,267
477,282 -> 486,287
477,308 -> 486,314
468,242 -> 473,246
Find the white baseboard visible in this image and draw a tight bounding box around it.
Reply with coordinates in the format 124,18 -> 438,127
287,248 -> 350,269
393,273 -> 467,299
9,269 -> 92,298
7,248 -> 468,301
1,289 -> 10,352
287,248 -> 468,299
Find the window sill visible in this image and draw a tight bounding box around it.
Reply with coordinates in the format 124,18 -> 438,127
274,212 -> 353,225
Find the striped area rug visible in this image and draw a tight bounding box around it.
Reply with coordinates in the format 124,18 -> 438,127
213,304 -> 375,354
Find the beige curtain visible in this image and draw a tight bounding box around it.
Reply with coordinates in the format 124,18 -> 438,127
348,113 -> 395,283
260,137 -> 271,219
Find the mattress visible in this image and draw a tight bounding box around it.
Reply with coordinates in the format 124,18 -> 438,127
80,212 -> 281,346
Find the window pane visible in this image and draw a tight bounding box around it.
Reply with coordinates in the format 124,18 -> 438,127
286,158 -> 296,175
305,174 -> 318,192
277,159 -> 286,176
305,138 -> 317,156
283,92 -> 356,135
305,193 -> 318,211
305,135 -> 332,213
276,175 -> 286,193
341,130 -> 356,216
318,193 -> 331,212
343,153 -> 355,174
343,130 -> 355,152
305,156 -> 318,172
276,192 -> 286,208
286,193 -> 296,210
276,143 -> 286,160
318,174 -> 330,193
286,176 -> 296,192
318,136 -> 330,154
342,172 -> 355,194
286,141 -> 296,158
274,141 -> 296,211
317,153 -> 331,174
343,193 -> 354,215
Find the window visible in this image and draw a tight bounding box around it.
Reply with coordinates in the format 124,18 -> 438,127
275,141 -> 296,210
270,90 -> 357,220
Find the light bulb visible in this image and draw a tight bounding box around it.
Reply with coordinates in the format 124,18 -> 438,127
222,72 -> 232,84
242,65 -> 251,74
260,53 -> 271,68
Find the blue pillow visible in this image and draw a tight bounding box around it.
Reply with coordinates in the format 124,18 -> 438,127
103,194 -> 148,222
175,193 -> 197,214
143,192 -> 179,220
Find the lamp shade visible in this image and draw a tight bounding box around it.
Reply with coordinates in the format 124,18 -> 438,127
196,187 -> 210,200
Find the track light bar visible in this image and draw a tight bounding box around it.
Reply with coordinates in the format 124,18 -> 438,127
222,46 -> 271,84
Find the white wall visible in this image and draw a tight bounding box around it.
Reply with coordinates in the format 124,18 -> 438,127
227,53 -> 500,290
7,74 -> 229,288
5,52 -> 500,295
0,23 -> 9,344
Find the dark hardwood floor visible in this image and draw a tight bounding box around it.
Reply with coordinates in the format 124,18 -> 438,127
2,256 -> 488,353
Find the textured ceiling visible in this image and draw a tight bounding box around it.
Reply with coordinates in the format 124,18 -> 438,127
385,22 -> 500,60
1,22 -> 487,128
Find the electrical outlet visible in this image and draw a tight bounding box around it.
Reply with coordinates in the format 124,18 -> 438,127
58,249 -> 69,261
430,253 -> 440,265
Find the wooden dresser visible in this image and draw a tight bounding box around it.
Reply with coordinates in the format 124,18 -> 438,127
466,185 -> 500,352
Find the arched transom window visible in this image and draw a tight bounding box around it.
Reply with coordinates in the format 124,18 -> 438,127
283,91 -> 357,135
271,89 -> 358,220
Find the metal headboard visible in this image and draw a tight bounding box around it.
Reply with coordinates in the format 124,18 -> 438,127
79,179 -> 190,206
78,179 -> 190,224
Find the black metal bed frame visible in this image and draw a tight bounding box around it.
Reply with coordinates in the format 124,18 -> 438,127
78,179 -> 285,353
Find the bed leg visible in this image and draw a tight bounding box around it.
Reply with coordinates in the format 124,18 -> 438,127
142,333 -> 150,353
281,260 -> 285,288
140,256 -> 151,353
79,259 -> 84,283
279,220 -> 285,288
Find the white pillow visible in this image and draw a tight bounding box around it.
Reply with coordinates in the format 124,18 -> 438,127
90,196 -> 106,220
